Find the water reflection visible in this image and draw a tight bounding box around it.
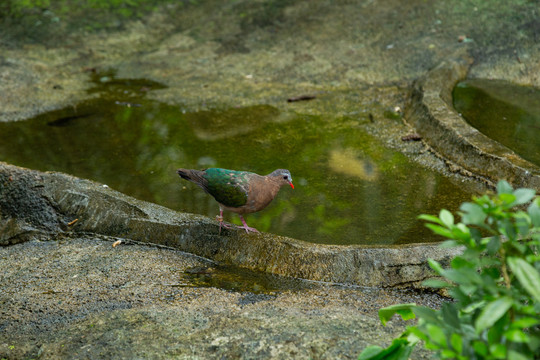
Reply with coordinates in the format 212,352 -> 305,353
453,79 -> 540,167
182,265 -> 315,294
0,78 -> 476,245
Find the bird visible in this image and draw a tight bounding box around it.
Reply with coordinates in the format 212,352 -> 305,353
176,168 -> 294,233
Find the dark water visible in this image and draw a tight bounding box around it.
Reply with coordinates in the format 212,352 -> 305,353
182,265 -> 315,295
453,79 -> 540,167
0,72 -> 476,245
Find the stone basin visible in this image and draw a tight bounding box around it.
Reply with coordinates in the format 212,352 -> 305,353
405,51 -> 540,191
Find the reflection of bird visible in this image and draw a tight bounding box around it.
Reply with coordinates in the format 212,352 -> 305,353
177,168 -> 294,233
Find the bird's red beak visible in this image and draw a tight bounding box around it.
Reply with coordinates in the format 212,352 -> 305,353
289,182 -> 294,189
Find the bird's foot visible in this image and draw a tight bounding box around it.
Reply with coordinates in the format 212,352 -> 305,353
237,224 -> 260,233
237,216 -> 259,233
216,215 -> 232,234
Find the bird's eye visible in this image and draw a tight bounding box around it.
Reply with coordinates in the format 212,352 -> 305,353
283,175 -> 288,180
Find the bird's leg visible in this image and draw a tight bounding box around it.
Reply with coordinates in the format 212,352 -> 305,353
216,207 -> 231,234
237,215 -> 259,233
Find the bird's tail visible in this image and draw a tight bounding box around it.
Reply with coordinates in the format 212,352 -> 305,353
176,168 -> 194,181
176,169 -> 207,188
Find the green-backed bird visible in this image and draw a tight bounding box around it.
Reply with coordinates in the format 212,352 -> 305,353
176,168 -> 294,233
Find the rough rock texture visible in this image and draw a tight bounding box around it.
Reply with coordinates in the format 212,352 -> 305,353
1,236 -> 443,359
0,165 -> 62,245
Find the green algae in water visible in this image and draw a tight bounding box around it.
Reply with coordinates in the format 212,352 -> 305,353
0,75 -> 475,245
453,79 -> 540,167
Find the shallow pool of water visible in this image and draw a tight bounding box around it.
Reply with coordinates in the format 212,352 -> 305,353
0,72 -> 477,245
453,79 -> 540,167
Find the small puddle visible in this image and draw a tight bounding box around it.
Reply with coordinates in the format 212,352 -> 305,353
0,71 -> 477,245
182,265 -> 315,295
453,79 -> 540,167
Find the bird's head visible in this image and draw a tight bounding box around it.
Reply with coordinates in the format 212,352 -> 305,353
270,169 -> 294,189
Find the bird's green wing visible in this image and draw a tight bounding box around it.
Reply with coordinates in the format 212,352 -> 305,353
203,168 -> 249,208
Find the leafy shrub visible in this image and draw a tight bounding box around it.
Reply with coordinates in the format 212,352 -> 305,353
359,180 -> 540,360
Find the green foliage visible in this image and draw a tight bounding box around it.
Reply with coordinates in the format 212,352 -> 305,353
359,180 -> 540,360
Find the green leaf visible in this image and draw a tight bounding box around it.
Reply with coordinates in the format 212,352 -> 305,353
413,306 -> 442,326
450,225 -> 471,241
512,188 -> 536,206
507,350 -> 531,360
440,349 -> 456,358
451,256 -> 474,269
469,227 -> 485,242
528,200 -> 540,227
489,343 -> 507,359
450,333 -> 462,354
460,202 -> 487,225
358,338 -> 415,360
459,283 -> 478,296
499,218 -> 516,240
475,297 -> 513,333
358,346 -> 383,360
441,303 -> 460,329
444,268 -> 481,286
427,259 -> 445,275
384,339 -> 416,360
425,223 -> 453,239
473,340 -> 488,357
440,209 -> 454,227
507,257 -> 540,302
504,328 -> 529,343
462,300 -> 486,314
513,211 -> 531,236
486,236 -> 501,255
422,279 -> 451,288
378,304 -> 416,326
508,240 -> 527,255
497,180 -> 513,194
407,326 -> 429,342
418,214 -> 444,225
426,324 -> 447,347
510,317 -> 540,329
500,193 -> 517,208
439,239 -> 459,249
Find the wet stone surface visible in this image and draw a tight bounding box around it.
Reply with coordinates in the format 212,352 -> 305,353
0,236 -> 445,359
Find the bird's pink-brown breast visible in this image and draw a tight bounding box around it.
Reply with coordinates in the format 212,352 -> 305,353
238,175 -> 282,214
